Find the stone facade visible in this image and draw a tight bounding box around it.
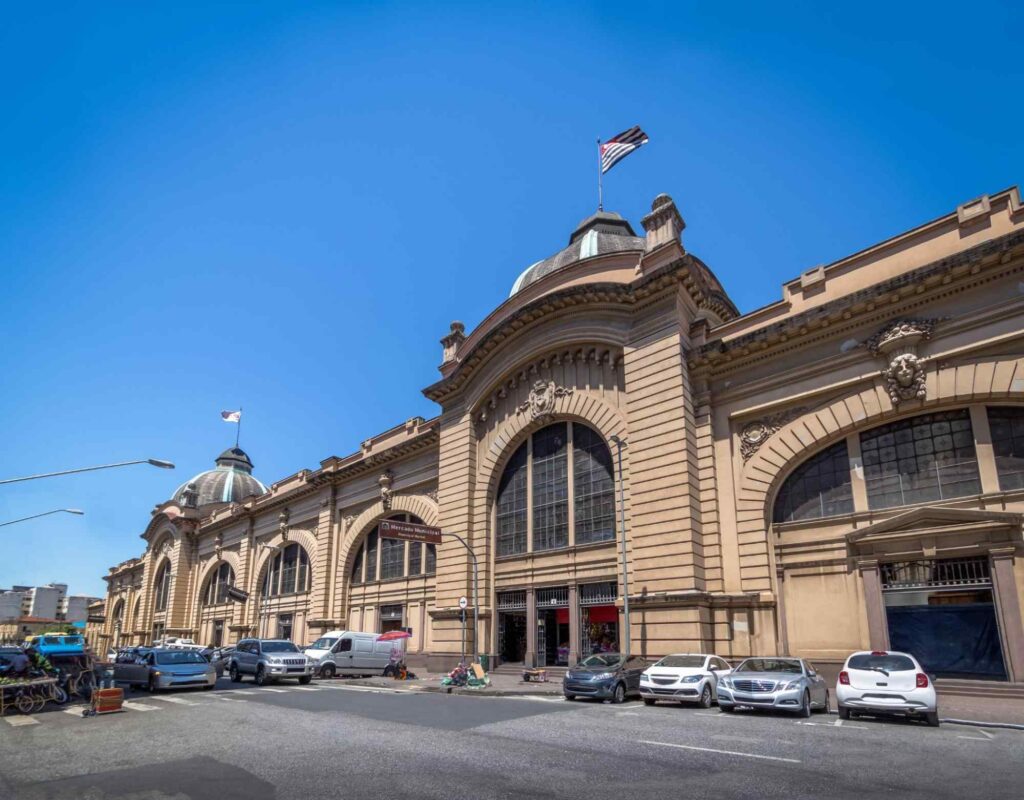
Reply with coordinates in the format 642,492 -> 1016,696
97,187 -> 1024,681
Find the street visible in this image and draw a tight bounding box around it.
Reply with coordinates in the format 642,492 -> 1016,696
1,679 -> 1021,800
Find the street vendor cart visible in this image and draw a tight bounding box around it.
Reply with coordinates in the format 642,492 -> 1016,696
0,676 -> 61,715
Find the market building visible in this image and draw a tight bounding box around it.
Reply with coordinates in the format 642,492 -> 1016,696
96,187 -> 1024,684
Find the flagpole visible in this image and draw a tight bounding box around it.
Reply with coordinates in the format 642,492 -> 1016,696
236,406 -> 242,449
596,137 -> 603,211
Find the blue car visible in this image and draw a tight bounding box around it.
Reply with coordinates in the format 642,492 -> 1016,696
27,634 -> 86,657
563,653 -> 650,704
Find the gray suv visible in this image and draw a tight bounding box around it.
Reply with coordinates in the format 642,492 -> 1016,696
228,639 -> 313,685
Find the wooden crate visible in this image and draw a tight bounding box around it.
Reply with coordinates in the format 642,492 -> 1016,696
92,687 -> 124,714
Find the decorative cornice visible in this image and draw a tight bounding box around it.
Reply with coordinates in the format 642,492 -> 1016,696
690,229 -> 1024,374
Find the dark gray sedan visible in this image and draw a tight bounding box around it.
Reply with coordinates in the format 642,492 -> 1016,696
716,657 -> 829,717
563,653 -> 649,704
114,647 -> 216,693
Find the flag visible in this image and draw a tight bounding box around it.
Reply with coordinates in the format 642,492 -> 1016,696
600,126 -> 649,174
221,410 -> 241,423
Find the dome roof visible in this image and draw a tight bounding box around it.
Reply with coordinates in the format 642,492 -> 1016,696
173,447 -> 268,508
510,210 -> 644,296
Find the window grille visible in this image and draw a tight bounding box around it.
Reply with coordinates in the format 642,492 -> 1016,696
773,440 -> 853,523
496,444 -> 528,556
861,409 -> 980,510
425,544 -> 436,575
532,423 -> 569,551
536,586 -> 569,607
579,581 -> 617,606
496,590 -> 526,611
573,424 -> 616,543
880,557 -> 991,591
380,537 -> 405,580
380,604 -> 403,621
408,542 -> 422,575
365,531 -> 378,582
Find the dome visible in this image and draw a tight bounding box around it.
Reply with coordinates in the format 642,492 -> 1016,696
173,447 -> 268,508
510,210 -> 644,296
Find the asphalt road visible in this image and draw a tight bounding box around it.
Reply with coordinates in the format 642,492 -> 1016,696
1,677 -> 1021,800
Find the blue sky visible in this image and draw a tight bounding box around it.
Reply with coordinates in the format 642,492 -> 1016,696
1,2 -> 1021,597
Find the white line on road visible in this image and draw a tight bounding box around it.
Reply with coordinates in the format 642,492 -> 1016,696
149,696 -> 199,706
641,740 -> 801,764
122,701 -> 160,712
795,721 -> 868,730
219,690 -> 258,695
289,686 -> 322,691
977,729 -> 995,739
212,696 -> 245,702
4,716 -> 39,727
63,707 -> 86,716
254,688 -> 289,693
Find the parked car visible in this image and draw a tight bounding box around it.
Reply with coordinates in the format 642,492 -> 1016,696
24,633 -> 86,657
113,647 -> 216,693
303,630 -> 396,678
229,639 -> 313,685
717,657 -> 829,717
639,653 -> 732,707
563,653 -> 650,703
200,646 -> 234,678
836,650 -> 939,727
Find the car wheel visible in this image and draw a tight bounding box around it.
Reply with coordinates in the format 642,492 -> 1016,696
698,684 -> 713,709
798,690 -> 811,718
643,698 -> 656,706
203,684 -> 215,691
925,711 -> 940,728
565,695 -> 576,701
611,682 -> 626,704
815,690 -> 830,714
229,665 -> 242,683
298,676 -> 312,685
838,705 -> 850,720
719,703 -> 735,713
148,677 -> 159,694
254,666 -> 267,687
320,663 -> 336,679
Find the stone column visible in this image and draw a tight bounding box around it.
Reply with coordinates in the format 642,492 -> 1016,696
568,585 -> 581,666
525,588 -> 537,667
857,559 -> 890,650
989,548 -> 1024,682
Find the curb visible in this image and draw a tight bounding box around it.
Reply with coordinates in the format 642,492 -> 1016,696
940,718 -> 1024,731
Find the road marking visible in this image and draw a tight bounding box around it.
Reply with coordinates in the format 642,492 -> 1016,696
796,721 -> 868,730
288,686 -> 322,691
149,696 -> 199,706
255,687 -> 289,693
220,690 -> 258,695
212,695 -> 245,702
977,729 -> 995,740
122,701 -> 160,712
957,735 -> 990,741
641,740 -> 801,764
63,707 -> 86,716
4,716 -> 40,727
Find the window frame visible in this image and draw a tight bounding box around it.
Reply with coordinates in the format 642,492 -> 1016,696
349,514 -> 429,585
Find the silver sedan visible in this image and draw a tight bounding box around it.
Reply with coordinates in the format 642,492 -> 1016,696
716,657 -> 829,717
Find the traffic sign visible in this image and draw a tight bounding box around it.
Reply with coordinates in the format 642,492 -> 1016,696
380,519 -> 442,544
458,596 -> 468,610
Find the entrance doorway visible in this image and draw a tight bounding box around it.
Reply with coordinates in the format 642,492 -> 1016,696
882,557 -> 1007,680
497,590 -> 527,664
536,587 -> 570,667
380,605 -> 404,634
580,581 -> 619,656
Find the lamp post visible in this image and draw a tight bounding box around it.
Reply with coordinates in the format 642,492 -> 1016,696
610,435 -> 631,659
0,508 -> 84,527
0,458 -> 174,485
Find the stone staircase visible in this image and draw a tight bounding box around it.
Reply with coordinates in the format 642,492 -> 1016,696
936,679 -> 1024,700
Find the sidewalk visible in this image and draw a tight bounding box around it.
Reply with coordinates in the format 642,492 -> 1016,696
340,673 -> 1024,728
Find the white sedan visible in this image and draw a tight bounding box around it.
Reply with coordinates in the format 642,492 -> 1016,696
836,650 -> 939,727
639,653 -> 732,707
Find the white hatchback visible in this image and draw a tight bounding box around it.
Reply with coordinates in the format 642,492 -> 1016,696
836,650 -> 939,726
639,653 -> 732,707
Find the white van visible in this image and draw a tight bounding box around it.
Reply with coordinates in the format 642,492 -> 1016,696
303,630 -> 399,678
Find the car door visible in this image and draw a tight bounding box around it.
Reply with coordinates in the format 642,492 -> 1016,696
710,657 -> 731,698
332,637 -> 354,673
238,641 -> 255,673
624,656 -> 647,691
805,662 -> 828,706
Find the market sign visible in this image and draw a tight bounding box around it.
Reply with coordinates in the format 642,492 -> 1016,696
380,519 -> 442,544
226,586 -> 250,603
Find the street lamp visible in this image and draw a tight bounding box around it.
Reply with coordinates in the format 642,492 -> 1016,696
0,458 -> 175,485
0,508 -> 85,527
609,435 -> 631,659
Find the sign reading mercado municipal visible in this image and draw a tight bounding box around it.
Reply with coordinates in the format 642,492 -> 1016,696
380,519 -> 442,544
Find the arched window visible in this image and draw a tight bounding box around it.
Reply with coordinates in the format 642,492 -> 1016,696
860,409 -> 979,509
111,599 -> 124,629
349,514 -> 432,584
153,562 -> 171,612
203,562 -> 235,605
494,422 -> 616,556
130,597 -> 141,630
773,441 -> 853,523
260,543 -> 310,597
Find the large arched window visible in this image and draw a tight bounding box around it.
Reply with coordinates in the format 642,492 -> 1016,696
153,562 -> 171,612
260,543 -> 310,597
495,422 -> 616,556
773,441 -> 853,524
987,406 -> 1024,491
350,514 -> 434,584
203,562 -> 235,605
860,409 -> 979,510
111,599 -> 125,629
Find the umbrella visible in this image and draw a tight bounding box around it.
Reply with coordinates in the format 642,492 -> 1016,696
377,630 -> 412,641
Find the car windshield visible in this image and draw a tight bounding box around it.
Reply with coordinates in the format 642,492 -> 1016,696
262,641 -> 299,653
848,653 -> 916,672
310,637 -> 337,650
736,658 -> 803,674
655,656 -> 705,669
155,651 -> 207,665
579,654 -> 622,668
